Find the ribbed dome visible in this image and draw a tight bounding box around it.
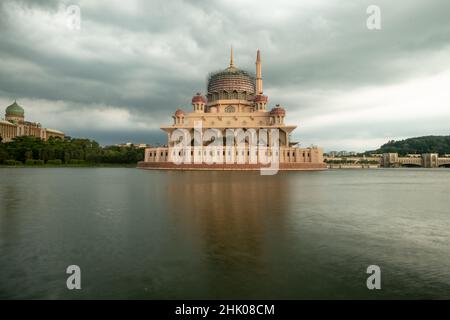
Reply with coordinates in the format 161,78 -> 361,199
5,101 -> 24,117
207,65 -> 255,99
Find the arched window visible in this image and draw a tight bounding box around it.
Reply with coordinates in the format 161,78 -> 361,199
225,105 -> 235,113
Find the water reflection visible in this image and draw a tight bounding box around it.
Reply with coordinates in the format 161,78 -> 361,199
0,178 -> 25,246
164,172 -> 291,295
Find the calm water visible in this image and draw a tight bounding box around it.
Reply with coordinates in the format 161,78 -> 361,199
0,168 -> 449,299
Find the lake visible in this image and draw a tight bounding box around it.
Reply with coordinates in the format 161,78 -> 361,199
0,168 -> 449,299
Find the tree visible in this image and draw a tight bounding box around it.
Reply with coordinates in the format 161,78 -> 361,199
0,135 -> 145,165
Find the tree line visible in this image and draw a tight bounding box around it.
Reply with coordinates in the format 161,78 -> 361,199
0,136 -> 145,165
366,135 -> 450,156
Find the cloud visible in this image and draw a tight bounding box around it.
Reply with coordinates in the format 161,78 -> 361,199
0,0 -> 449,150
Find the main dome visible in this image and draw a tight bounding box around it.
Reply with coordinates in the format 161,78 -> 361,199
207,65 -> 256,93
5,101 -> 24,117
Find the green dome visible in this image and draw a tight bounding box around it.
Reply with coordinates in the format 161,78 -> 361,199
5,101 -> 24,117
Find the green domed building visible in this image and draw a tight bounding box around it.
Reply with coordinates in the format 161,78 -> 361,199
1,100 -> 65,142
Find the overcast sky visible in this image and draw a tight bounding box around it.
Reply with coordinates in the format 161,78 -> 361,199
1,0 -> 449,151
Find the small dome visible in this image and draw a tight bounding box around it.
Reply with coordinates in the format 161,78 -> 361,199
192,93 -> 206,104
254,94 -> 268,102
174,109 -> 185,117
5,101 -> 24,117
270,105 -> 286,116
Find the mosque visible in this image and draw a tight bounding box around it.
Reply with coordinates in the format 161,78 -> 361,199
0,101 -> 65,142
138,49 -> 326,171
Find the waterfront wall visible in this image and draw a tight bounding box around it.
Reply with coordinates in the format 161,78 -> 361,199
137,161 -> 327,171
143,146 -> 324,166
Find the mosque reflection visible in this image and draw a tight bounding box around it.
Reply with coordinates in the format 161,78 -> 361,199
164,171 -> 292,269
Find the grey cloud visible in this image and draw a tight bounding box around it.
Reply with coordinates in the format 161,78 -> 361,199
1,0 -> 449,149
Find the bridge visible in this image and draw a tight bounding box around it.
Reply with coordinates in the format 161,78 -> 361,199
381,153 -> 450,168
324,153 -> 450,168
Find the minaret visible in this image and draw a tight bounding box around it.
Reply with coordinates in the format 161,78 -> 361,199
256,49 -> 263,94
254,49 -> 268,111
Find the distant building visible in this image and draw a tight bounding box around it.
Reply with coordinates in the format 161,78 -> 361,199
337,151 -> 357,156
0,101 -> 64,142
115,142 -> 150,149
328,150 -> 357,158
328,151 -> 338,157
115,142 -> 134,148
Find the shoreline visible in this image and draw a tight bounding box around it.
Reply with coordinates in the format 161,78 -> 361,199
0,164 -> 137,168
2,165 -> 449,170
327,164 -> 379,169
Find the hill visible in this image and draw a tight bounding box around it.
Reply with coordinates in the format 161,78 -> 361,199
367,135 -> 450,156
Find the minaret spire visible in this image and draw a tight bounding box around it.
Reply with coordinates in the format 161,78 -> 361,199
256,49 -> 263,94
230,45 -> 234,67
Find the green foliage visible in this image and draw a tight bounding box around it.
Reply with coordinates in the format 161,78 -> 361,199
368,135 -> 450,156
0,136 -> 145,165
46,159 -> 62,165
359,160 -> 380,164
68,159 -> 86,165
25,159 -> 45,165
4,159 -> 22,166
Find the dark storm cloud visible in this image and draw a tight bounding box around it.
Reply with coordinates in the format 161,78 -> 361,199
0,0 -> 449,149
68,128 -> 167,147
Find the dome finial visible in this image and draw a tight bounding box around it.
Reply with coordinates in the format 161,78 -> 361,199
230,45 -> 234,67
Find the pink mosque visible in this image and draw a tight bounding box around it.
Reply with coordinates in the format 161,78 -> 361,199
138,49 -> 326,171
